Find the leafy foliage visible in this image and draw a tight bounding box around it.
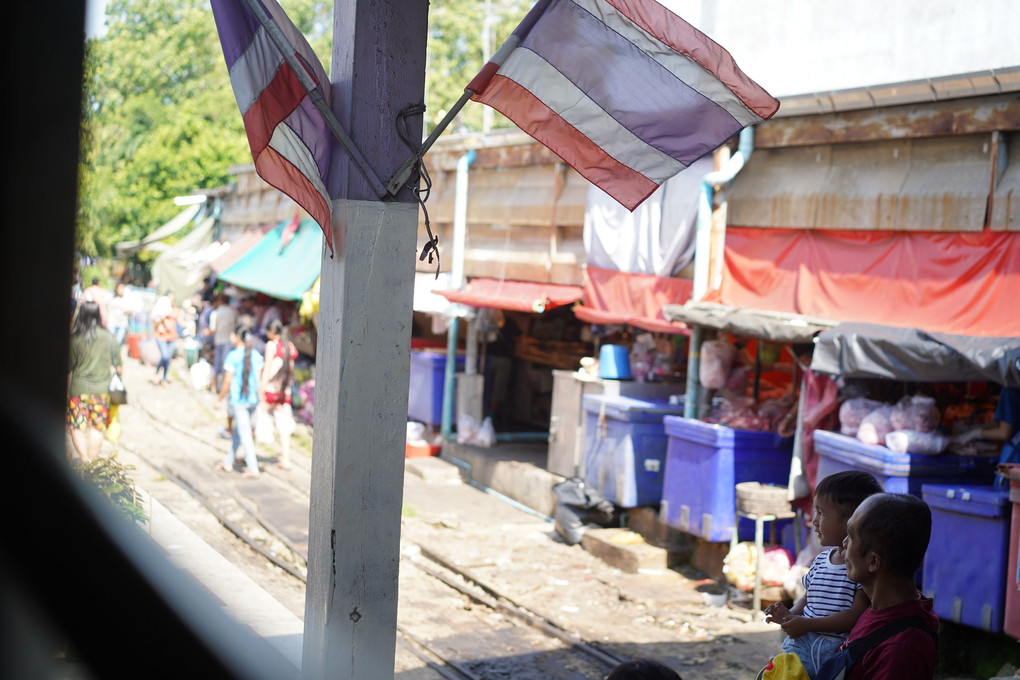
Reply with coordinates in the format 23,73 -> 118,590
78,454 -> 149,524
426,0 -> 529,134
78,0 -> 526,257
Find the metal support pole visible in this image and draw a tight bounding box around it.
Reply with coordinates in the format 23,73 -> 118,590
684,325 -> 703,419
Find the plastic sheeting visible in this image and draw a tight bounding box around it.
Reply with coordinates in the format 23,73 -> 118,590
662,301 -> 834,344
583,157 -> 710,276
149,215 -> 217,300
708,227 -> 1020,338
217,219 -> 322,301
811,322 -> 1020,388
114,204 -> 203,255
209,225 -> 275,274
573,266 -> 691,334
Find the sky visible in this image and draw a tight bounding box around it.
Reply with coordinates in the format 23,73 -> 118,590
85,0 -> 108,38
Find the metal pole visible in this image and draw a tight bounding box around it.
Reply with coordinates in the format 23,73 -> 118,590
683,325 -> 703,419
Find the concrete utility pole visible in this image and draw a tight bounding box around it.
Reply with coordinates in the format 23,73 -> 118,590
301,3 -> 429,679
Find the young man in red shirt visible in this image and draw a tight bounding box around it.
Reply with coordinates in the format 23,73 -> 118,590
838,493 -> 939,680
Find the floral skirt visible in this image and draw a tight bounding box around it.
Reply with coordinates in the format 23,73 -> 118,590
67,394 -> 111,431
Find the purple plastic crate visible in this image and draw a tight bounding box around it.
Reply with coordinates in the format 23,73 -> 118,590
582,395 -> 684,508
407,350 -> 464,427
922,484 -> 1011,633
660,415 -> 793,542
814,430 -> 996,495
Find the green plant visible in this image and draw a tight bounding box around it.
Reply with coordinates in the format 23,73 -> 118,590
78,454 -> 148,524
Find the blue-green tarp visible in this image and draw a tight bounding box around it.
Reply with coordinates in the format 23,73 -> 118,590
217,219 -> 322,301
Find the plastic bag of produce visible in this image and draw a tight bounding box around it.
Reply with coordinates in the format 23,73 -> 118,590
857,405 -> 894,445
700,338 -> 736,390
839,398 -> 886,437
890,394 -> 940,433
885,429 -> 949,455
190,358 -> 212,390
724,542 -> 793,591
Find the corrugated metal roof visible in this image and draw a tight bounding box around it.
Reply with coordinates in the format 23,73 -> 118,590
774,66 -> 1020,118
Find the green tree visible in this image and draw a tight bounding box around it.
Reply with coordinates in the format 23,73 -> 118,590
426,0 -> 529,135
78,0 -> 521,258
79,0 -> 331,258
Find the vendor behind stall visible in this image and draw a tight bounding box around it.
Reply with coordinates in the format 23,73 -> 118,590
955,387 -> 1020,484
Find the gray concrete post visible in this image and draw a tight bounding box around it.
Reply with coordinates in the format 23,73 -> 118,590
302,3 -> 429,679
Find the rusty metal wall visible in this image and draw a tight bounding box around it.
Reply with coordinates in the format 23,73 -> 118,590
729,132 -> 1003,231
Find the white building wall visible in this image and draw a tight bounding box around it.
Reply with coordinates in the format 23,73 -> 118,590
663,0 -> 1020,97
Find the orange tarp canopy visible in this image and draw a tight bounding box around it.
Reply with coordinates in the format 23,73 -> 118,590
435,278 -> 583,314
574,266 -> 692,335
708,228 -> 1020,338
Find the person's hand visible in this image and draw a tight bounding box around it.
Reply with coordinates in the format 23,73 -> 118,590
779,615 -> 812,639
764,602 -> 791,625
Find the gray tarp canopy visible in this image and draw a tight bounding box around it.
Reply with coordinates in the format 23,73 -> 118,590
811,322 -> 1020,388
661,301 -> 836,344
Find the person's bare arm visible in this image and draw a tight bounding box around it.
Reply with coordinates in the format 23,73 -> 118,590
957,419 -> 1014,444
765,594 -> 805,625
217,368 -> 233,403
781,588 -> 870,638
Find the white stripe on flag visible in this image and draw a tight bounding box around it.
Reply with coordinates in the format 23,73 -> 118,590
267,121 -> 332,210
230,25 -> 285,117
497,48 -> 685,183
573,0 -> 763,127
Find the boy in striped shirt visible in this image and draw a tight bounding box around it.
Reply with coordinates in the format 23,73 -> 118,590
764,471 -> 883,678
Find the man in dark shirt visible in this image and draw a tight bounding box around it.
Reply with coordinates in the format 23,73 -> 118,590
839,493 -> 939,680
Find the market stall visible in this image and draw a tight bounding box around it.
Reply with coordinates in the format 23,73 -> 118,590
430,277 -> 588,441
659,301 -> 834,545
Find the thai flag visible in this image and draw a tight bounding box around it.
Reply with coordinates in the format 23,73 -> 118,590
467,0 -> 780,211
210,0 -> 335,251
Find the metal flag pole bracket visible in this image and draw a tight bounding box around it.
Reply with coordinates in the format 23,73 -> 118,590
242,0 -> 388,199
385,19 -> 532,196
385,89 -> 476,196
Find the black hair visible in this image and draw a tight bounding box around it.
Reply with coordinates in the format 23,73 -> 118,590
71,301 -> 102,340
267,319 -> 292,390
814,470 -> 883,518
235,325 -> 254,399
606,660 -> 683,680
854,493 -> 932,579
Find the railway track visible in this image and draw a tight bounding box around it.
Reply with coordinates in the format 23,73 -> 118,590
126,394 -> 634,679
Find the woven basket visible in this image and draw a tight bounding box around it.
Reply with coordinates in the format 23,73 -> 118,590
735,482 -> 790,516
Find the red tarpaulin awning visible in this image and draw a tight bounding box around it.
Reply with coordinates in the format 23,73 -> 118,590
707,227 -> 1020,338
574,266 -> 692,335
435,278 -> 583,314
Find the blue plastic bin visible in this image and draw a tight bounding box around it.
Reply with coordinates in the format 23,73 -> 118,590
582,395 -> 684,508
408,350 -> 464,428
922,484 -> 1011,632
814,430 -> 996,495
660,416 -> 794,542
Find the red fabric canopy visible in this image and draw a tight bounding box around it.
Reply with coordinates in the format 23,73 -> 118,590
574,266 -> 692,335
435,278 -> 583,314
707,228 -> 1020,338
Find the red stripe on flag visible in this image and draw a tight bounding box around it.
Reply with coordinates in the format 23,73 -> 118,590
603,0 -> 779,120
466,61 -> 502,94
474,75 -> 659,210
242,63 -> 307,158
254,146 -> 332,251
